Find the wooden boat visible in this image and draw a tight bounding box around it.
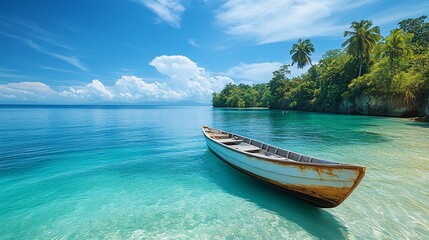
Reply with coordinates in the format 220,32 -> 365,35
202,126 -> 365,208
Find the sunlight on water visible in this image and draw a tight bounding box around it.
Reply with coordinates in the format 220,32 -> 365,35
0,106 -> 428,239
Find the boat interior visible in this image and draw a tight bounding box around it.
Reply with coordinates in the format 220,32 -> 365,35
203,126 -> 338,165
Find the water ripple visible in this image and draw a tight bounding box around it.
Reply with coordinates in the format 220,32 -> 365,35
0,106 -> 428,239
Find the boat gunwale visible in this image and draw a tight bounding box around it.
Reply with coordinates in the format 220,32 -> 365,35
202,126 -> 365,171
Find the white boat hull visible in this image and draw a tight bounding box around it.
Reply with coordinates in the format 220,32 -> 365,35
203,127 -> 365,208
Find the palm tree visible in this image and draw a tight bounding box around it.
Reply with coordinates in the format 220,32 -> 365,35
379,29 -> 414,76
342,20 -> 381,77
290,39 -> 319,89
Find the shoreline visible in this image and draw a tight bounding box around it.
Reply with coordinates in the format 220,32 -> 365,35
213,106 -> 429,122
411,116 -> 429,123
213,107 -> 269,110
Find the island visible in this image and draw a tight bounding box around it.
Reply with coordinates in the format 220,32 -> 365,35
212,16 -> 429,119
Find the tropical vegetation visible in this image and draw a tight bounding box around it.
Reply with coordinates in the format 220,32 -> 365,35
290,39 -> 320,89
342,20 -> 380,76
212,16 -> 429,117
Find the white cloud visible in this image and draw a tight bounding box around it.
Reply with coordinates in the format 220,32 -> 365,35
87,79 -> 114,99
0,67 -> 34,79
225,62 -> 283,83
7,82 -> 53,93
24,39 -> 88,71
136,0 -> 185,28
39,66 -> 77,73
290,65 -> 311,78
188,38 -> 200,47
215,0 -> 377,43
49,53 -> 88,71
188,75 -> 233,99
371,1 -> 429,27
225,61 -> 314,81
0,82 -> 55,101
0,55 -> 233,103
0,76 -> 186,103
0,19 -> 86,71
57,76 -> 185,102
150,55 -> 201,83
149,55 -> 233,98
114,75 -> 185,100
1,18 -> 75,51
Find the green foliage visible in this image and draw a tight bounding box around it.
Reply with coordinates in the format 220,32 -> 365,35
319,49 -> 342,67
213,16 -> 429,117
392,71 -> 423,107
290,39 -> 320,89
378,29 -> 414,75
290,39 -> 315,68
342,20 -> 381,76
268,64 -> 292,108
212,83 -> 271,108
348,58 -> 392,97
410,50 -> 429,90
317,52 -> 361,111
398,15 -> 429,46
348,46 -> 429,108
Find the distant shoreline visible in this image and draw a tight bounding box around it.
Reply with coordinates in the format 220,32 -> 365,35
0,103 -> 211,107
213,107 -> 269,110
213,106 -> 429,122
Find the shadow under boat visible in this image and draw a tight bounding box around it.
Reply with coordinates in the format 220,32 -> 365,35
203,150 -> 350,240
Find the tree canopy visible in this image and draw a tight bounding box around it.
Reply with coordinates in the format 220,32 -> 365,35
290,39 -> 315,69
212,16 -> 429,117
342,20 -> 381,76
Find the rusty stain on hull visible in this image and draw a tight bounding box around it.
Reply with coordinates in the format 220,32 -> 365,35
211,148 -> 365,208
203,126 -> 366,208
315,168 -> 340,178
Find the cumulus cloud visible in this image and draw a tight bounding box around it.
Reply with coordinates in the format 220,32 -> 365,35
225,62 -> 283,83
150,55 -> 201,84
135,0 -> 185,28
0,82 -> 55,100
58,80 -> 114,101
215,0 -> 375,43
0,55 -> 233,103
57,76 -> 185,102
87,80 -> 114,99
114,75 -> 186,100
0,77 -> 183,103
188,75 -> 233,99
149,55 -> 233,98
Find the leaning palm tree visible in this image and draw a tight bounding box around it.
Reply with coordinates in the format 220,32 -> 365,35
379,29 -> 414,76
290,39 -> 319,89
342,20 -> 381,76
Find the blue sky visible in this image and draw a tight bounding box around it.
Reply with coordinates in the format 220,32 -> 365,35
1,0 -> 428,104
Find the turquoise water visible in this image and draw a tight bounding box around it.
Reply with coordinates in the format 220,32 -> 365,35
0,106 -> 428,239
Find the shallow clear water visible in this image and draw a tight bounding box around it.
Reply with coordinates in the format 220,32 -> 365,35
0,106 -> 428,239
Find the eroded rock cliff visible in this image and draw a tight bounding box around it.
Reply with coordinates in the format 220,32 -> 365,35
338,96 -> 424,117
